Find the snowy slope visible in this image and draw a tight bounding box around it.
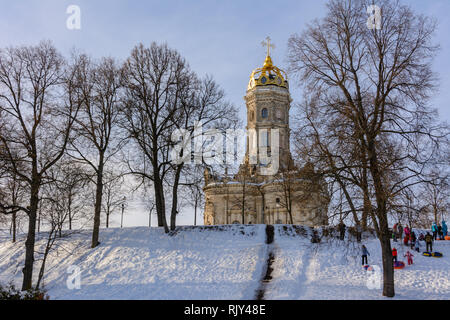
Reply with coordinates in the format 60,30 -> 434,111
265,225 -> 450,300
0,225 -> 267,300
0,224 -> 449,300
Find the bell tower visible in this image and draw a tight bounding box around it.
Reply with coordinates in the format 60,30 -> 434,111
203,37 -> 330,227
244,37 -> 294,175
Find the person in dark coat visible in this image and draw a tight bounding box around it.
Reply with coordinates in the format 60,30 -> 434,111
437,224 -> 443,240
442,221 -> 448,237
398,224 -> 403,240
361,245 -> 370,265
410,231 -> 416,249
424,232 -> 433,252
338,221 -> 346,240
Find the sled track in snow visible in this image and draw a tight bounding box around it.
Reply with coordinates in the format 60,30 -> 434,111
255,225 -> 275,300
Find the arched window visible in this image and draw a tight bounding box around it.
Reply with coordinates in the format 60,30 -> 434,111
261,108 -> 268,119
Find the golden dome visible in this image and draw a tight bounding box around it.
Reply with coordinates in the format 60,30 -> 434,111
247,39 -> 288,91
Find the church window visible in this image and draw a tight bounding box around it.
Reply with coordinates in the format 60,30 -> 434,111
261,108 -> 268,118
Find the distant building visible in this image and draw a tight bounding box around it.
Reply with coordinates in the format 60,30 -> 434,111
203,40 -> 329,226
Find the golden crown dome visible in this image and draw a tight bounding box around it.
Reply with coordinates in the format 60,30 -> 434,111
247,37 -> 288,91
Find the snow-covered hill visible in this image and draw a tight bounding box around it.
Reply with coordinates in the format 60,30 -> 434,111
0,225 -> 449,300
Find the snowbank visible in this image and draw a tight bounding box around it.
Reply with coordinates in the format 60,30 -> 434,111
0,225 -> 267,300
264,225 -> 450,300
0,224 -> 448,300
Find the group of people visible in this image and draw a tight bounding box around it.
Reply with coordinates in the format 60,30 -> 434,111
361,220 -> 447,267
431,221 -> 448,240
392,221 -> 447,248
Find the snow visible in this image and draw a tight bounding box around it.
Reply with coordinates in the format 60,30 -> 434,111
264,226 -> 450,300
0,225 -> 267,300
0,224 -> 449,300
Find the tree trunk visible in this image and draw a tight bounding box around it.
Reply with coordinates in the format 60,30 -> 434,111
194,198 -> 198,226
68,192 -> 73,230
368,141 -> 395,297
153,167 -> 169,233
12,212 -> 16,243
170,165 -> 183,231
22,181 -> 40,291
91,156 -> 104,248
380,226 -> 395,297
36,228 -> 56,289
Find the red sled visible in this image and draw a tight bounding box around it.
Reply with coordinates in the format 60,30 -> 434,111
394,261 -> 405,269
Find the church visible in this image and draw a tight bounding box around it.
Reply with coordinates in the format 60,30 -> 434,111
203,38 -> 329,226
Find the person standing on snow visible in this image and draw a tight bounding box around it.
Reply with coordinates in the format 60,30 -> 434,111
431,222 -> 438,240
403,234 -> 409,246
404,226 -> 410,237
398,224 -> 404,240
442,221 -> 448,237
404,251 -> 414,265
361,245 -> 370,265
410,231 -> 416,250
425,232 -> 433,252
414,238 -> 421,253
338,221 -> 346,240
392,248 -> 398,263
437,224 -> 443,240
392,223 -> 398,242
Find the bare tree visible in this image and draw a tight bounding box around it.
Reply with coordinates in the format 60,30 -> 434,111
420,171 -> 449,224
122,43 -> 192,233
0,41 -> 80,290
168,76 -> 238,230
68,55 -> 124,248
122,43 -> 237,232
102,170 -> 126,228
287,0 -> 445,297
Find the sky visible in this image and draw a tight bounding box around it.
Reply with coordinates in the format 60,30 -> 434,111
0,0 -> 449,227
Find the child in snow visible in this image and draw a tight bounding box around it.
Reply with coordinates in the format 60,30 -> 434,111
392,248 -> 398,263
443,221 -> 448,237
404,251 -> 414,265
361,245 -> 370,265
